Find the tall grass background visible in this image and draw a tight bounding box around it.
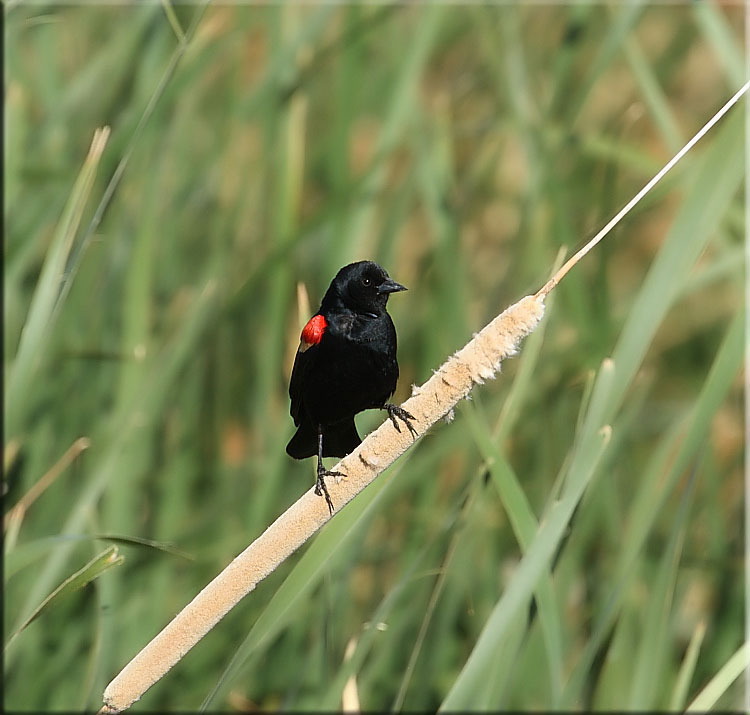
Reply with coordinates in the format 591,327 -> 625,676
4,3 -> 745,711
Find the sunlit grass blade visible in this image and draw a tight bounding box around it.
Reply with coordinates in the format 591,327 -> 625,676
439,419 -> 611,710
93,535 -> 194,561
393,278 -> 559,710
465,404 -> 564,704
560,305 -> 744,705
478,607 -> 527,708
685,641 -> 749,712
669,621 -> 707,710
58,1 -> 211,324
5,127 -> 109,438
4,437 -> 91,553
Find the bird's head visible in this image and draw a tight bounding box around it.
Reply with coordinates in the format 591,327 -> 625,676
323,261 -> 406,317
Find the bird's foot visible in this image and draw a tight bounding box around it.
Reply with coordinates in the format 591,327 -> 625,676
384,403 -> 418,439
315,464 -> 345,515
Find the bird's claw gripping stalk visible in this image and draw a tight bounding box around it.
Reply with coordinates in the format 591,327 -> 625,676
314,425 -> 345,515
384,403 -> 418,439
315,461 -> 343,515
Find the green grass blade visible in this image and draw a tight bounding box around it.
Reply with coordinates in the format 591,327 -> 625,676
59,1 -> 211,324
561,305 -> 744,705
5,128 -> 109,438
627,464 -> 698,708
5,6 -> 742,710
7,279 -> 219,655
335,3 -> 442,266
622,31 -> 681,153
438,347 -> 615,712
669,621 -> 707,710
5,533 -> 191,581
566,1 -> 644,126
465,404 -> 564,704
613,308 -> 744,601
159,0 -> 185,43
692,1 -> 744,87
93,534 -> 194,561
199,470 -> 395,710
5,535 -> 85,580
439,420 -> 611,710
318,544 -> 426,710
7,546 -> 123,645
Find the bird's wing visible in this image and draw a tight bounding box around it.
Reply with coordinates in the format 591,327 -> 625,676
288,344 -> 312,426
290,313 -> 329,426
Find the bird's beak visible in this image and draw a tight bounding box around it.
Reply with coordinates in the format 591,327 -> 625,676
378,278 -> 407,294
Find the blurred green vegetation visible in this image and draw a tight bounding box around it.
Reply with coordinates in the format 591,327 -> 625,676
4,3 -> 745,711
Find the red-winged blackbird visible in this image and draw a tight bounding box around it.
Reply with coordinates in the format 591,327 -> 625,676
286,261 -> 417,513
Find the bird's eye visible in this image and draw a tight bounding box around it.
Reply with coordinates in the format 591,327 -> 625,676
362,277 -> 371,287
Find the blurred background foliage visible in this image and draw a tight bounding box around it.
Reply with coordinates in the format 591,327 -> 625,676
4,2 -> 745,711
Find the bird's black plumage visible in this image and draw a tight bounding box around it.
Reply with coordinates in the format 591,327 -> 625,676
286,261 -> 415,512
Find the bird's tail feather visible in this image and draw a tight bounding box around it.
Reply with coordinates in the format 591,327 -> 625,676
322,419 -> 361,458
286,418 -> 361,460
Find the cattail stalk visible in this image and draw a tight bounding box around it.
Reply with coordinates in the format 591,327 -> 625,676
101,295 -> 545,713
101,82 -> 748,713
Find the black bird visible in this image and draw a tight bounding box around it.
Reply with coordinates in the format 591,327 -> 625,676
286,261 -> 417,513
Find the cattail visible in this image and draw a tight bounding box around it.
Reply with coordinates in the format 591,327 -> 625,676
100,81 -> 748,713
101,295 -> 544,714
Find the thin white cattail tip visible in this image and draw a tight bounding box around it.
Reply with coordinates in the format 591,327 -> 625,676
75,436 -> 92,451
535,83 -> 749,300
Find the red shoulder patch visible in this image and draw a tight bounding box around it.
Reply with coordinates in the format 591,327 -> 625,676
301,314 -> 327,346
